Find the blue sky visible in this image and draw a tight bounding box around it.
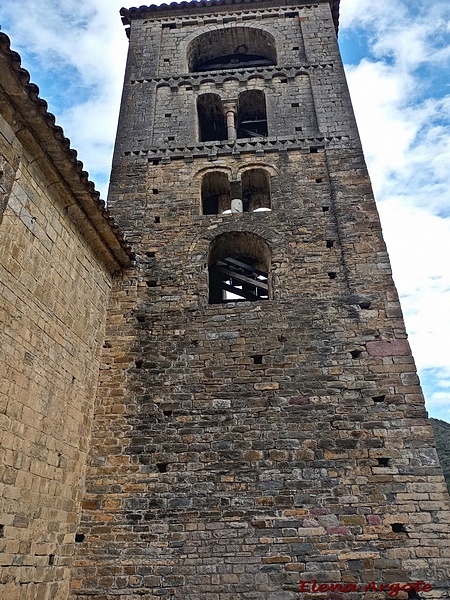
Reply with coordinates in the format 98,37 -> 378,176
1,0 -> 450,421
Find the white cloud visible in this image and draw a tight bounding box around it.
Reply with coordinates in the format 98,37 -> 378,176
340,0 -> 409,34
345,60 -> 418,193
427,392 -> 450,407
342,0 -> 450,418
378,200 -> 450,369
426,392 -> 450,420
2,0 -> 128,191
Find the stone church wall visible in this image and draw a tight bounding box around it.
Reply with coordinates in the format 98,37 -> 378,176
0,66 -> 128,598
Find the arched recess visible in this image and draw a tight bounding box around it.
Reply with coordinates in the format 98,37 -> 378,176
197,93 -> 227,142
241,169 -> 271,212
201,172 -> 231,215
237,90 -> 268,138
208,231 -> 271,303
187,27 -> 277,72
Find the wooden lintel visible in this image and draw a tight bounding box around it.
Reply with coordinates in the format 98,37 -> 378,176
220,257 -> 267,278
217,266 -> 268,290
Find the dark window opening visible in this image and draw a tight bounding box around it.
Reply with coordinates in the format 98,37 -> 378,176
188,27 -> 277,72
75,533 -> 85,543
252,355 -> 263,364
350,349 -> 361,359
208,232 -> 271,304
196,53 -> 274,71
328,272 -> 337,279
48,554 -> 55,565
201,172 -> 231,215
210,255 -> 269,303
241,169 -> 271,212
237,90 -> 268,138
377,457 -> 390,467
157,463 -> 168,473
373,395 -> 386,403
391,523 -> 407,533
154,216 -> 160,224
197,93 -> 227,142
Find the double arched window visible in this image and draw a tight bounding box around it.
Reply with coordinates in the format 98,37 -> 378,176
201,169 -> 271,215
208,232 -> 271,304
197,90 -> 268,143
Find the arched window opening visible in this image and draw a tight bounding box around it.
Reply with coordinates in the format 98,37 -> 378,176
237,90 -> 268,138
201,172 -> 231,215
197,94 -> 227,142
208,232 -> 271,304
241,169 -> 271,212
188,27 -> 277,72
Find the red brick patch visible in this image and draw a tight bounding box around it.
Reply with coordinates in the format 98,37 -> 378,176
366,339 -> 410,357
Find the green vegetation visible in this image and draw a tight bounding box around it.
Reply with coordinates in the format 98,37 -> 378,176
431,418 -> 450,494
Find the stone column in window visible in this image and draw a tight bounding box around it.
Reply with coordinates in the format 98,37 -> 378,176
223,101 -> 237,141
230,179 -> 243,213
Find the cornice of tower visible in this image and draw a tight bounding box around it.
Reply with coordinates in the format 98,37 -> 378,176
121,0 -> 341,34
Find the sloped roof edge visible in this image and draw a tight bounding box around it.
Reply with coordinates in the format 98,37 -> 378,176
121,0 -> 340,33
0,33 -> 132,270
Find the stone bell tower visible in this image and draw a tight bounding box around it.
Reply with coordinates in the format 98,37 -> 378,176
72,0 -> 450,598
